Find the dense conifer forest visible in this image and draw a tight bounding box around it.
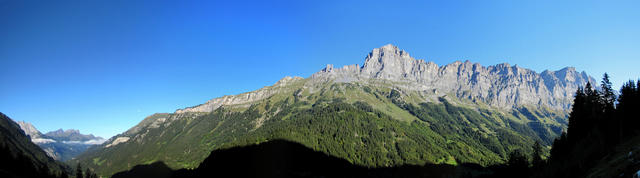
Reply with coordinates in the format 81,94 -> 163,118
493,74 -> 640,177
537,74 -> 640,177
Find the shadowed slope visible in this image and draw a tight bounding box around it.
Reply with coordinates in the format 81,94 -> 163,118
114,139 -> 487,178
111,162 -> 173,178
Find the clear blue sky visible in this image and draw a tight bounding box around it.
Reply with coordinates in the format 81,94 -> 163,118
1,0 -> 638,138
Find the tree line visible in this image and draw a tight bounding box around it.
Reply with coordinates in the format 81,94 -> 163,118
496,73 -> 640,177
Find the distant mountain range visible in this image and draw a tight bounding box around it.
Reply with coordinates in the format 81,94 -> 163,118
73,45 -> 595,177
0,112 -> 69,177
16,121 -> 105,161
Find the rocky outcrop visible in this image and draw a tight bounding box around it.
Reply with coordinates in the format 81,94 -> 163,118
105,137 -> 130,148
17,121 -> 43,139
17,121 -> 56,145
175,76 -> 304,113
311,44 -> 595,110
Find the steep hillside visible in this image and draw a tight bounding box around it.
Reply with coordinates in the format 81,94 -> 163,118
585,135 -> 640,177
0,112 -> 69,178
74,45 -> 593,177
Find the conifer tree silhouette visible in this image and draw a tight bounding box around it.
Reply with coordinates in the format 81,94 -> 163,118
75,164 -> 83,178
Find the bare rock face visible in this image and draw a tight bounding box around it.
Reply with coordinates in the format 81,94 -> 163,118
311,44 -> 595,110
17,121 -> 43,139
176,44 -> 594,113
175,76 -> 304,113
105,137 -> 130,148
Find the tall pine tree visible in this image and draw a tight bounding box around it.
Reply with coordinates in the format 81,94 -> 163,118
600,73 -> 618,144
600,73 -> 616,113
567,87 -> 585,141
618,80 -> 640,137
531,141 -> 544,168
75,164 -> 83,178
544,74 -> 640,177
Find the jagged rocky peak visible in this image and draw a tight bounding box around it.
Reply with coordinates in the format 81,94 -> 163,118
45,128 -> 102,142
16,121 -> 42,138
175,44 -> 594,113
361,44 -> 420,79
312,44 -> 596,110
48,128 -> 79,135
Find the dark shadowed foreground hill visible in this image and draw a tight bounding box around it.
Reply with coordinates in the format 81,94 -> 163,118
113,139 -> 490,178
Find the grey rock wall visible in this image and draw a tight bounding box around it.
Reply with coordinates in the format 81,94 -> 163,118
311,44 -> 595,110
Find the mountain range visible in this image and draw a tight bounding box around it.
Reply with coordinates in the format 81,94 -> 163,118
16,121 -> 105,161
73,44 -> 595,177
178,44 -> 593,113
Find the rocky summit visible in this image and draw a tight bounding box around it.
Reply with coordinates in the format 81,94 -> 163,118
180,44 -> 593,113
312,44 -> 594,110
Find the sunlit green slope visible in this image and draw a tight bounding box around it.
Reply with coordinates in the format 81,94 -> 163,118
73,80 -> 566,177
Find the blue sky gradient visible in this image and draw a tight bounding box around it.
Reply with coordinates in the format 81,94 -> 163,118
1,0 -> 639,138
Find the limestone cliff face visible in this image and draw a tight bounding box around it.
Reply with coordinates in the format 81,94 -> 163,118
16,121 -> 43,139
177,44 -> 594,113
311,44 -> 595,110
175,76 -> 304,113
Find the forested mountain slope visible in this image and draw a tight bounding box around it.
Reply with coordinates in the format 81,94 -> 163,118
74,45 -> 593,177
536,78 -> 640,177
